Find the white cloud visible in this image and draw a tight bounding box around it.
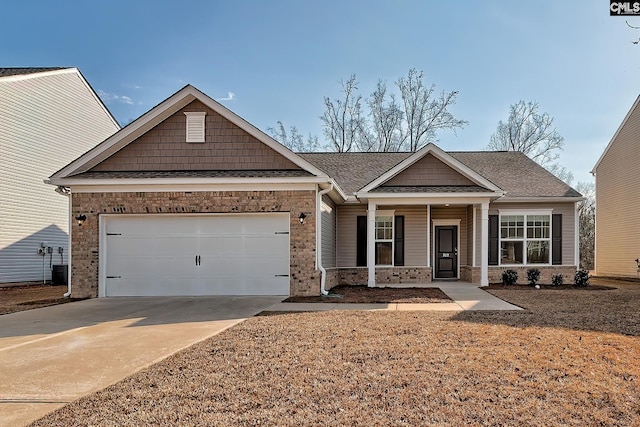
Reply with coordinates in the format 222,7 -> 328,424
98,89 -> 134,105
218,91 -> 235,101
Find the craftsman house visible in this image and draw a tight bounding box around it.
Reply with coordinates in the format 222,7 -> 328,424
48,85 -> 582,298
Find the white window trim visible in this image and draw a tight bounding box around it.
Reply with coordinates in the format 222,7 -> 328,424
184,112 -> 206,143
498,209 -> 553,266
375,210 -> 395,267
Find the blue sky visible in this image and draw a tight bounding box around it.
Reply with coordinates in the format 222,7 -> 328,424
2,1 -> 639,184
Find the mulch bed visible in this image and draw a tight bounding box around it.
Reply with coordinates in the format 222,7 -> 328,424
486,283 -> 616,290
284,285 -> 452,303
0,284 -> 77,315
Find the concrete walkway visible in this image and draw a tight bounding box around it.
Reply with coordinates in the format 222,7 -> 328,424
0,296 -> 282,427
263,282 -> 523,312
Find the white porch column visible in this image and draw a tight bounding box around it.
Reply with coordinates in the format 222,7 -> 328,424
472,206 -> 477,267
480,201 -> 489,286
367,200 -> 376,287
426,205 -> 431,268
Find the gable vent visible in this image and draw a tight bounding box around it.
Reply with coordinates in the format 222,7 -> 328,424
184,112 -> 206,143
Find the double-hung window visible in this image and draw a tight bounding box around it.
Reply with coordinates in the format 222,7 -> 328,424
375,212 -> 394,266
499,211 -> 551,265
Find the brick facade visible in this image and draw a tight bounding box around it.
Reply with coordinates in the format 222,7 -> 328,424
324,267 -> 433,289
71,190 -> 318,298
488,266 -> 578,285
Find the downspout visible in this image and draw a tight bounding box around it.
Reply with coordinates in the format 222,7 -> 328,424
64,191 -> 72,298
316,183 -> 333,296
55,186 -> 73,298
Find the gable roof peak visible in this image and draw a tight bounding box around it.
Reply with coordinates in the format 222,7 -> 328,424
51,84 -> 328,180
356,142 -> 503,194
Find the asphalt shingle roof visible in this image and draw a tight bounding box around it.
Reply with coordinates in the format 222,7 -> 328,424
300,151 -> 581,199
298,152 -> 411,195
448,151 -> 582,198
0,67 -> 68,77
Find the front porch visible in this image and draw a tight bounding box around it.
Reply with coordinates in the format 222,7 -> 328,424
351,198 -> 492,288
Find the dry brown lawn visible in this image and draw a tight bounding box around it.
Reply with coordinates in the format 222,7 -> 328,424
31,279 -> 640,426
0,283 -> 72,315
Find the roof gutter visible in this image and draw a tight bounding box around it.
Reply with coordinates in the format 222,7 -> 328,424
316,183 -> 333,296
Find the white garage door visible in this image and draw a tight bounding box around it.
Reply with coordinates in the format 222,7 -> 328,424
102,214 -> 290,296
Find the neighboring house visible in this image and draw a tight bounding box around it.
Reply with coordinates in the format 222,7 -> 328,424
592,95 -> 640,278
0,68 -> 120,283
48,85 -> 582,298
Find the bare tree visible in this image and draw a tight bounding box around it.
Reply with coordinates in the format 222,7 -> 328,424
546,163 -> 574,185
396,68 -> 467,151
364,80 -> 403,152
488,101 -> 564,168
320,75 -> 367,152
267,121 -> 320,152
320,69 -> 466,152
575,181 -> 595,270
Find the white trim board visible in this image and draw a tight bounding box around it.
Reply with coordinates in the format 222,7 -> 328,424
432,219 -> 462,279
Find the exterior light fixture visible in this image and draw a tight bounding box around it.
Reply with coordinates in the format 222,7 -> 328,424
298,212 -> 307,224
75,214 -> 87,227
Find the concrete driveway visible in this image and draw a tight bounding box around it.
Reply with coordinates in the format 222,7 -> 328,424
0,296 -> 283,427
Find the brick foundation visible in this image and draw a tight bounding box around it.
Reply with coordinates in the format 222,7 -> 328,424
488,266 -> 578,285
324,267 -> 433,289
375,267 -> 432,285
71,190 -> 318,298
460,265 -> 481,283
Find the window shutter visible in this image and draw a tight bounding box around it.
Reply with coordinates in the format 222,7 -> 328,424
356,216 -> 367,267
489,215 -> 499,265
184,112 -> 206,143
394,216 -> 404,266
552,214 -> 562,265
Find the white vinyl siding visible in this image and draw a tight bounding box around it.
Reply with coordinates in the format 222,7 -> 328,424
594,98 -> 640,277
321,195 -> 336,268
0,70 -> 119,282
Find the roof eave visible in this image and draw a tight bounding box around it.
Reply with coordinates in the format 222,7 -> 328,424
492,196 -> 584,203
47,176 -> 331,187
592,94 -> 640,174
355,191 -> 505,199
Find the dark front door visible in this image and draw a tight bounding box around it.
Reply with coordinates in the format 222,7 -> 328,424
435,226 -> 458,279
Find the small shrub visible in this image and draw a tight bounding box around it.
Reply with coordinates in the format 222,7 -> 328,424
551,274 -> 564,286
527,268 -> 541,286
502,269 -> 518,286
574,269 -> 590,287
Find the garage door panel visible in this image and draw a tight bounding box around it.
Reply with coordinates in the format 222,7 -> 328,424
103,214 -> 290,296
